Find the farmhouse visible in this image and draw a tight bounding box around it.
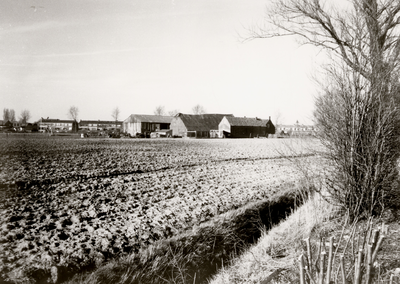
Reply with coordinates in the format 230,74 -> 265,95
80,120 -> 122,131
123,114 -> 172,137
218,116 -> 275,138
0,120 -> 24,130
170,113 -> 232,138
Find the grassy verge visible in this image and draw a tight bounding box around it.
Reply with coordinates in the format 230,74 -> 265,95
209,193 -> 400,284
209,192 -> 335,283
61,188 -> 303,284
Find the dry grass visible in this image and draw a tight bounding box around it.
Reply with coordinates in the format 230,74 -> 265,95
209,191 -> 400,284
208,193 -> 338,284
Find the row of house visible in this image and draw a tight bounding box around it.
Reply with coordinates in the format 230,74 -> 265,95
276,124 -> 317,136
0,120 -> 39,132
2,114 -> 315,138
0,120 -> 25,129
36,118 -> 122,132
122,113 -> 277,138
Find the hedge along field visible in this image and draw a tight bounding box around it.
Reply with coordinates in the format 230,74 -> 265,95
0,137 -> 321,282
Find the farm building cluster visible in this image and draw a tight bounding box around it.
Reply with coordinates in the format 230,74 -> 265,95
121,113 -> 277,138
121,113 -> 315,138
1,113 -> 316,138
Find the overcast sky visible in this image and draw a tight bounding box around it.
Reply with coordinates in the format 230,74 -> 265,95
1,0 -> 320,124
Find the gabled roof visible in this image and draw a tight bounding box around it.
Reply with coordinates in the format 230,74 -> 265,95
224,116 -> 271,127
177,113 -> 233,131
3,120 -> 13,126
126,114 -> 173,124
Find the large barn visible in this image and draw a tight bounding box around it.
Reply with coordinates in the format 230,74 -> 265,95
170,113 -> 232,138
123,114 -> 173,137
218,116 -> 275,138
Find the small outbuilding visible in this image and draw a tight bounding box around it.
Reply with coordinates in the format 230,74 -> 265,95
218,116 -> 275,138
170,113 -> 232,138
123,114 -> 173,137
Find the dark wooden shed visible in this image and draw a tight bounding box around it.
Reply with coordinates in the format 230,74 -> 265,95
218,116 -> 275,138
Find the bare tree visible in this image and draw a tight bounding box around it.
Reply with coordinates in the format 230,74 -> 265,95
111,107 -> 120,132
3,108 -> 16,122
20,110 -> 31,124
168,109 -> 180,116
274,110 -> 284,133
192,104 -> 206,115
111,107 -> 120,121
9,109 -> 15,122
3,108 -> 10,121
154,105 -> 166,116
251,0 -> 400,82
253,0 -> 400,220
68,106 -> 79,121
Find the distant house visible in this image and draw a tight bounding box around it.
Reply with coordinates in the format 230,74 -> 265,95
37,118 -> 75,132
123,114 -> 173,137
276,123 -> 316,137
12,121 -> 22,129
170,113 -> 232,138
0,120 -> 21,129
218,116 -> 275,138
0,120 -> 13,131
80,120 -> 122,131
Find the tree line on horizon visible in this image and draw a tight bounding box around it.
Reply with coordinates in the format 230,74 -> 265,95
2,103 -> 208,126
153,104 -> 206,116
2,108 -> 31,124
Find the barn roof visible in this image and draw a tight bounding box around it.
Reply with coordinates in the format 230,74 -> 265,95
125,114 -> 173,124
177,113 -> 232,131
224,116 -> 271,127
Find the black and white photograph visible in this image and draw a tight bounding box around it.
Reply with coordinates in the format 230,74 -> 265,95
1,0 -> 400,283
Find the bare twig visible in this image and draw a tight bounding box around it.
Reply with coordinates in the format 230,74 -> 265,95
371,234 -> 385,263
325,236 -> 334,284
365,244 -> 373,284
319,250 -> 326,284
305,237 -> 313,276
354,248 -> 364,284
340,255 -> 347,284
299,254 -> 306,284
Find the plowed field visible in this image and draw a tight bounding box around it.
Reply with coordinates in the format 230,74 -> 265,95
0,137 -> 320,282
